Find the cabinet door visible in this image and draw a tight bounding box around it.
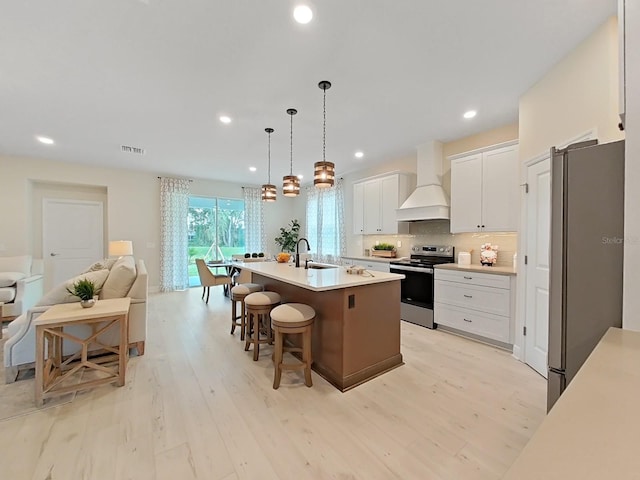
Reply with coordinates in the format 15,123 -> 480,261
363,180 -> 381,234
380,175 -> 399,234
450,154 -> 482,233
353,182 -> 365,234
481,145 -> 519,232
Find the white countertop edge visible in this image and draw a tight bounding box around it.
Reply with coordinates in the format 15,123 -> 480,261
236,261 -> 404,291
435,263 -> 517,276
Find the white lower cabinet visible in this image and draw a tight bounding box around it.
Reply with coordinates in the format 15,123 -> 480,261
434,268 -> 516,347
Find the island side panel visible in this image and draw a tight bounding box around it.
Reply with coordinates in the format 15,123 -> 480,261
251,273 -> 346,388
342,281 -> 403,389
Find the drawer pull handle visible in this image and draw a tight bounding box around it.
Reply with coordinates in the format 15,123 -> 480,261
463,318 -> 472,323
464,276 -> 473,280
463,294 -> 473,298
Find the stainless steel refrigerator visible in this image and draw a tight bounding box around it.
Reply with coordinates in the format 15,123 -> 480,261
547,139 -> 625,411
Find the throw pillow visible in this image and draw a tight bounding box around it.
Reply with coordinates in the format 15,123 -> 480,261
0,272 -> 26,287
100,256 -> 137,299
82,258 -> 117,273
0,255 -> 32,276
36,269 -> 110,306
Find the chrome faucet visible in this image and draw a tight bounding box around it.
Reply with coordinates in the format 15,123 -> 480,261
295,237 -> 311,268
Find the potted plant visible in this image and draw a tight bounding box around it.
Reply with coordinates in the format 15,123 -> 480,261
371,242 -> 397,258
67,278 -> 97,308
275,219 -> 300,253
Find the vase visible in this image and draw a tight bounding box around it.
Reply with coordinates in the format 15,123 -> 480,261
80,299 -> 96,308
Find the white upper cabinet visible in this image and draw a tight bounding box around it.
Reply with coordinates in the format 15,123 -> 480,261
353,173 -> 412,235
450,143 -> 519,233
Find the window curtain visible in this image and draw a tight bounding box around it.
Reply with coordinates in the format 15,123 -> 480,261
160,177 -> 190,291
243,187 -> 266,253
305,179 -> 346,264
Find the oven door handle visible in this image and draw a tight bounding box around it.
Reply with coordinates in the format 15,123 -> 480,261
390,265 -> 434,274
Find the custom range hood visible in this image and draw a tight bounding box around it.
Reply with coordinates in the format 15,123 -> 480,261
396,140 -> 450,221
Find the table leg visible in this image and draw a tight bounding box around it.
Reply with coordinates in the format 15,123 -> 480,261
35,326 -> 44,406
117,313 -> 128,386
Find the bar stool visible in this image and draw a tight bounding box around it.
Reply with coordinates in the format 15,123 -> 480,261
270,303 -> 315,389
244,291 -> 281,361
230,283 -> 263,340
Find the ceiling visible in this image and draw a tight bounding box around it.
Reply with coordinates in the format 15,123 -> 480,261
0,0 -> 617,185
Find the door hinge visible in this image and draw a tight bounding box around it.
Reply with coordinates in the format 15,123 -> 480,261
523,326 -> 527,336
521,182 -> 529,193
524,255 -> 528,265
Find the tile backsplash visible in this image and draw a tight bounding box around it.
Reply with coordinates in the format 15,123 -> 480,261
349,219 -> 517,267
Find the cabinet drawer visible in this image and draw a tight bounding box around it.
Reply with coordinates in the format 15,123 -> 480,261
434,302 -> 510,343
435,269 -> 510,289
362,262 -> 390,273
435,280 -> 510,317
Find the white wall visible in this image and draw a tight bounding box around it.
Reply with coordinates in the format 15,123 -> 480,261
623,1 -> 640,331
519,17 -> 623,161
0,154 -> 295,289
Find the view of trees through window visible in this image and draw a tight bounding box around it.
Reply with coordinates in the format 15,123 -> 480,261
188,196 -> 245,280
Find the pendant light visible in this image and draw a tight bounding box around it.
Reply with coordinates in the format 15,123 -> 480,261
282,108 -> 300,197
261,128 -> 277,202
314,80 -> 335,188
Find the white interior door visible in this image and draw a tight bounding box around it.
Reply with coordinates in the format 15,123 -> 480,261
524,158 -> 551,377
43,199 -> 104,287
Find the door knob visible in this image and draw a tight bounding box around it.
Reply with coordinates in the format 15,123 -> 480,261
50,252 -> 60,256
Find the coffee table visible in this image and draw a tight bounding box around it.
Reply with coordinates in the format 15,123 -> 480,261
34,297 -> 131,406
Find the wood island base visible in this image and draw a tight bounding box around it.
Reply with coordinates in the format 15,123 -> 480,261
252,273 -> 403,391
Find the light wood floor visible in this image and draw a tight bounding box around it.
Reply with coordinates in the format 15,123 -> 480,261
0,288 -> 546,480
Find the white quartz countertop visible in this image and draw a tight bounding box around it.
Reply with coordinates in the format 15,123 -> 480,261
435,263 -> 517,276
235,261 -> 403,292
341,256 -> 408,264
503,327 -> 640,479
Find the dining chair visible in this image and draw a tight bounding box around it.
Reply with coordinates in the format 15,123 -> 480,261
195,258 -> 231,303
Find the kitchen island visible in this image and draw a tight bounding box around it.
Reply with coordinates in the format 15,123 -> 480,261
236,261 -> 404,391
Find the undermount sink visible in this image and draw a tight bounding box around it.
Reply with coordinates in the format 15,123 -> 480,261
306,263 -> 339,270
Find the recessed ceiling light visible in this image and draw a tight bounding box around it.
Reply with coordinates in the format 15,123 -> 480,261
293,5 -> 313,24
355,151 -> 364,158
36,136 -> 54,145
249,166 -> 257,172
297,174 -> 304,179
463,110 -> 477,119
219,116 -> 232,124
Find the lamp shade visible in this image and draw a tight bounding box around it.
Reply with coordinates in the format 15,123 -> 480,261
109,240 -> 133,257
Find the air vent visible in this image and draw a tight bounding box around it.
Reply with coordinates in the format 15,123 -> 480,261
121,145 -> 145,155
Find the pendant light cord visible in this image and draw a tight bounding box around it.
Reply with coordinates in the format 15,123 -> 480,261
290,112 -> 294,175
268,130 -> 272,184
322,87 -> 326,162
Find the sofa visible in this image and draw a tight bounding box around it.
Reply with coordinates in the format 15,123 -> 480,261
3,256 -> 148,383
0,255 -> 44,320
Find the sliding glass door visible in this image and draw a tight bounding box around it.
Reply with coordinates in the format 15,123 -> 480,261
188,196 -> 244,286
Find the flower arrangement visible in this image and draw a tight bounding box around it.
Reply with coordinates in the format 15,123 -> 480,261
480,243 -> 499,266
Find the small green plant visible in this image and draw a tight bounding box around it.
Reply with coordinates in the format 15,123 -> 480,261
373,243 -> 396,251
66,278 -> 96,301
275,219 -> 301,253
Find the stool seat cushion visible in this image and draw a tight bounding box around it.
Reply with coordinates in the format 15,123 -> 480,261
271,303 -> 316,326
231,283 -> 263,295
244,291 -> 281,306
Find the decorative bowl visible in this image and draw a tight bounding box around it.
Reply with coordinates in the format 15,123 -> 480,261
276,252 -> 291,263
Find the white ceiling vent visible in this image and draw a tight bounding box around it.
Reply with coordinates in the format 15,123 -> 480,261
121,145 -> 145,155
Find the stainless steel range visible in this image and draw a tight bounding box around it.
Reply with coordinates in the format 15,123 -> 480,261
389,245 -> 454,329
